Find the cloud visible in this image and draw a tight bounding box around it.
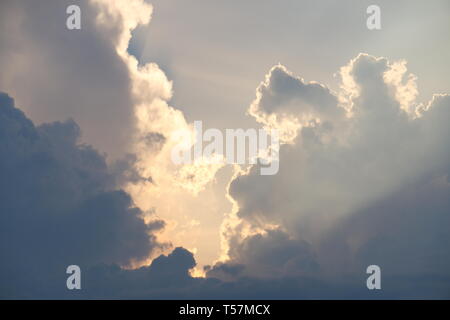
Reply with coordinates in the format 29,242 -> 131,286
82,247 -> 197,298
215,53 -> 450,298
249,64 -> 346,142
0,93 -> 165,298
1,0 -> 449,299
209,229 -> 319,279
2,87 -> 448,298
227,54 -> 450,235
0,0 -> 230,297
0,0 -> 229,270
0,0 -> 136,159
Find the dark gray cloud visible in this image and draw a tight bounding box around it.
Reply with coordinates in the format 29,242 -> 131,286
205,167 -> 450,299
0,93 -> 165,298
81,247 -> 197,299
257,65 -> 343,121
207,230 -> 319,279
110,153 -> 154,186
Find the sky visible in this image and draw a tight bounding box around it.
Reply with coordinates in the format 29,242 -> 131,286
0,0 -> 450,299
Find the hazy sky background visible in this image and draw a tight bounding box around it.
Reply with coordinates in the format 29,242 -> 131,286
130,0 -> 450,129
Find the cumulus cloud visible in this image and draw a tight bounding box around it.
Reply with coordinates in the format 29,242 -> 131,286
249,64 -> 346,142
82,247 -> 197,299
209,229 -> 319,279
0,93 -> 165,298
91,0 -> 231,267
0,0 -> 231,297
228,54 -> 450,235
215,53 -> 450,298
1,0 -> 229,271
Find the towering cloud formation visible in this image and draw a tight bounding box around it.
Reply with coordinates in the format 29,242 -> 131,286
0,0 -> 228,279
85,0 -> 231,266
215,54 -> 450,297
